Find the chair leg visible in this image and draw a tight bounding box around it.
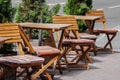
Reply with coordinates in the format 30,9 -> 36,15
45,72 -> 53,80
104,33 -> 116,53
93,44 -> 97,56
57,60 -> 63,74
60,47 -> 72,71
31,56 -> 58,80
104,34 -> 115,48
81,46 -> 93,64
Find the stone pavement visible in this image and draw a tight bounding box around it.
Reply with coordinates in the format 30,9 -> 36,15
29,39 -> 120,80
53,50 -> 120,80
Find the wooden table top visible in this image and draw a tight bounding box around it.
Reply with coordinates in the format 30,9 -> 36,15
75,15 -> 102,20
0,55 -> 44,67
19,23 -> 72,32
56,14 -> 102,21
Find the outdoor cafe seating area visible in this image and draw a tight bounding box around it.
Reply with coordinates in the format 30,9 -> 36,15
0,9 -> 118,80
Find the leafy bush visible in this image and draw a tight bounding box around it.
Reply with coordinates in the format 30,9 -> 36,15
0,0 -> 15,52
15,0 -> 60,39
0,0 -> 15,23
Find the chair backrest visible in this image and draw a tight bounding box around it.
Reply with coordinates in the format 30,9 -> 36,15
85,9 -> 107,29
52,15 -> 80,40
52,15 -> 79,31
0,23 -> 24,55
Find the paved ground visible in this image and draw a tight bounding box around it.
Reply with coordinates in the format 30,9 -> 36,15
29,39 -> 120,80
53,50 -> 120,80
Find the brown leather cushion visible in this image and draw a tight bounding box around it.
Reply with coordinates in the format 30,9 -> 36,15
79,33 -> 97,40
93,29 -> 118,34
69,33 -> 97,40
69,39 -> 94,44
33,46 -> 60,57
62,39 -> 71,44
62,39 -> 71,47
62,39 -> 94,45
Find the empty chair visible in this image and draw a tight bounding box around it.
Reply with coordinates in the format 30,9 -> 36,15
52,15 -> 96,70
19,25 -> 63,78
52,15 -> 97,55
86,9 -> 118,53
0,23 -> 61,80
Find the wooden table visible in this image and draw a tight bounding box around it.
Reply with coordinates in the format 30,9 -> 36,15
19,23 -> 72,49
0,54 -> 44,80
75,15 -> 102,34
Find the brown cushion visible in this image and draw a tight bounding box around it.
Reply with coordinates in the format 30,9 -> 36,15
33,46 -> 60,57
79,33 -> 97,40
93,29 -> 118,34
69,39 -> 94,44
62,39 -> 71,47
69,33 -> 97,40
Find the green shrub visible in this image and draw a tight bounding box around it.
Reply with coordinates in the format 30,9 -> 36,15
15,0 -> 60,39
63,0 -> 92,32
0,0 -> 15,23
0,0 -> 15,52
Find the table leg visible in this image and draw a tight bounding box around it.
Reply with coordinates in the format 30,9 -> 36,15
58,30 -> 65,49
72,30 -> 79,39
85,20 -> 95,34
48,30 -> 56,48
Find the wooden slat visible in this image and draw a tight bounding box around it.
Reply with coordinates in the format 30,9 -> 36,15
5,39 -> 22,43
0,30 -> 20,34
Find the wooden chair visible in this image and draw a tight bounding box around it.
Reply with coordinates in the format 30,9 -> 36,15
18,25 -> 62,79
53,15 -> 97,40
52,15 -> 96,70
52,15 -> 97,52
52,15 -> 97,53
0,55 -> 44,80
86,9 -> 118,53
0,23 -> 61,80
